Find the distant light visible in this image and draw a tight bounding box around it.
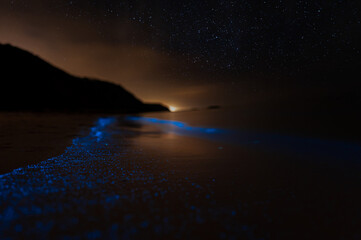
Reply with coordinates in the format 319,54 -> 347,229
169,106 -> 177,112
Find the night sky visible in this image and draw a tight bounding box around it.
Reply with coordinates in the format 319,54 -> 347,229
0,0 -> 360,108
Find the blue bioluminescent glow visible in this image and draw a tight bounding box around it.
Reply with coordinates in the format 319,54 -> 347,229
0,116 -> 248,238
90,117 -> 116,142
125,116 -> 361,162
0,115 -> 360,239
125,116 -> 225,136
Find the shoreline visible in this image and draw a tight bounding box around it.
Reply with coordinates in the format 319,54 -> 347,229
0,113 -> 100,174
0,112 -> 360,239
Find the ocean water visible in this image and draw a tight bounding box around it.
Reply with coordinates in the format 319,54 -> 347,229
0,109 -> 360,239
127,107 -> 361,164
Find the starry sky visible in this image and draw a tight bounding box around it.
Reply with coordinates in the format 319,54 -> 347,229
0,0 -> 360,108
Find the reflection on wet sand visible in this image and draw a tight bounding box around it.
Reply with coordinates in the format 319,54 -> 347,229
0,112 -> 360,239
125,115 -> 361,164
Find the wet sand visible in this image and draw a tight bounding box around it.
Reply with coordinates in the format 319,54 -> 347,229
0,112 -> 360,239
0,113 -> 99,174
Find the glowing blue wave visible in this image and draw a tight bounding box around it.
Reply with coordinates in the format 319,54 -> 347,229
0,115 -> 360,238
125,116 -> 361,162
0,116 -> 246,238
125,116 -> 224,135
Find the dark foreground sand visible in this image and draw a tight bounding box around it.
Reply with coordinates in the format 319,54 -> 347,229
0,113 -> 360,239
0,113 -> 100,174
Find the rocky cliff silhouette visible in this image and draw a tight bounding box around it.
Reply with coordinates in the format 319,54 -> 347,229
0,44 -> 168,113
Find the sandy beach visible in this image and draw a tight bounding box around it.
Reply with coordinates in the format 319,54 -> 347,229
0,110 -> 361,239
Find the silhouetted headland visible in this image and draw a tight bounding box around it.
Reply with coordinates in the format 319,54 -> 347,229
0,44 -> 168,113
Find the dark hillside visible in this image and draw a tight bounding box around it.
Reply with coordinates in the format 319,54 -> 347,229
0,44 -> 168,113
